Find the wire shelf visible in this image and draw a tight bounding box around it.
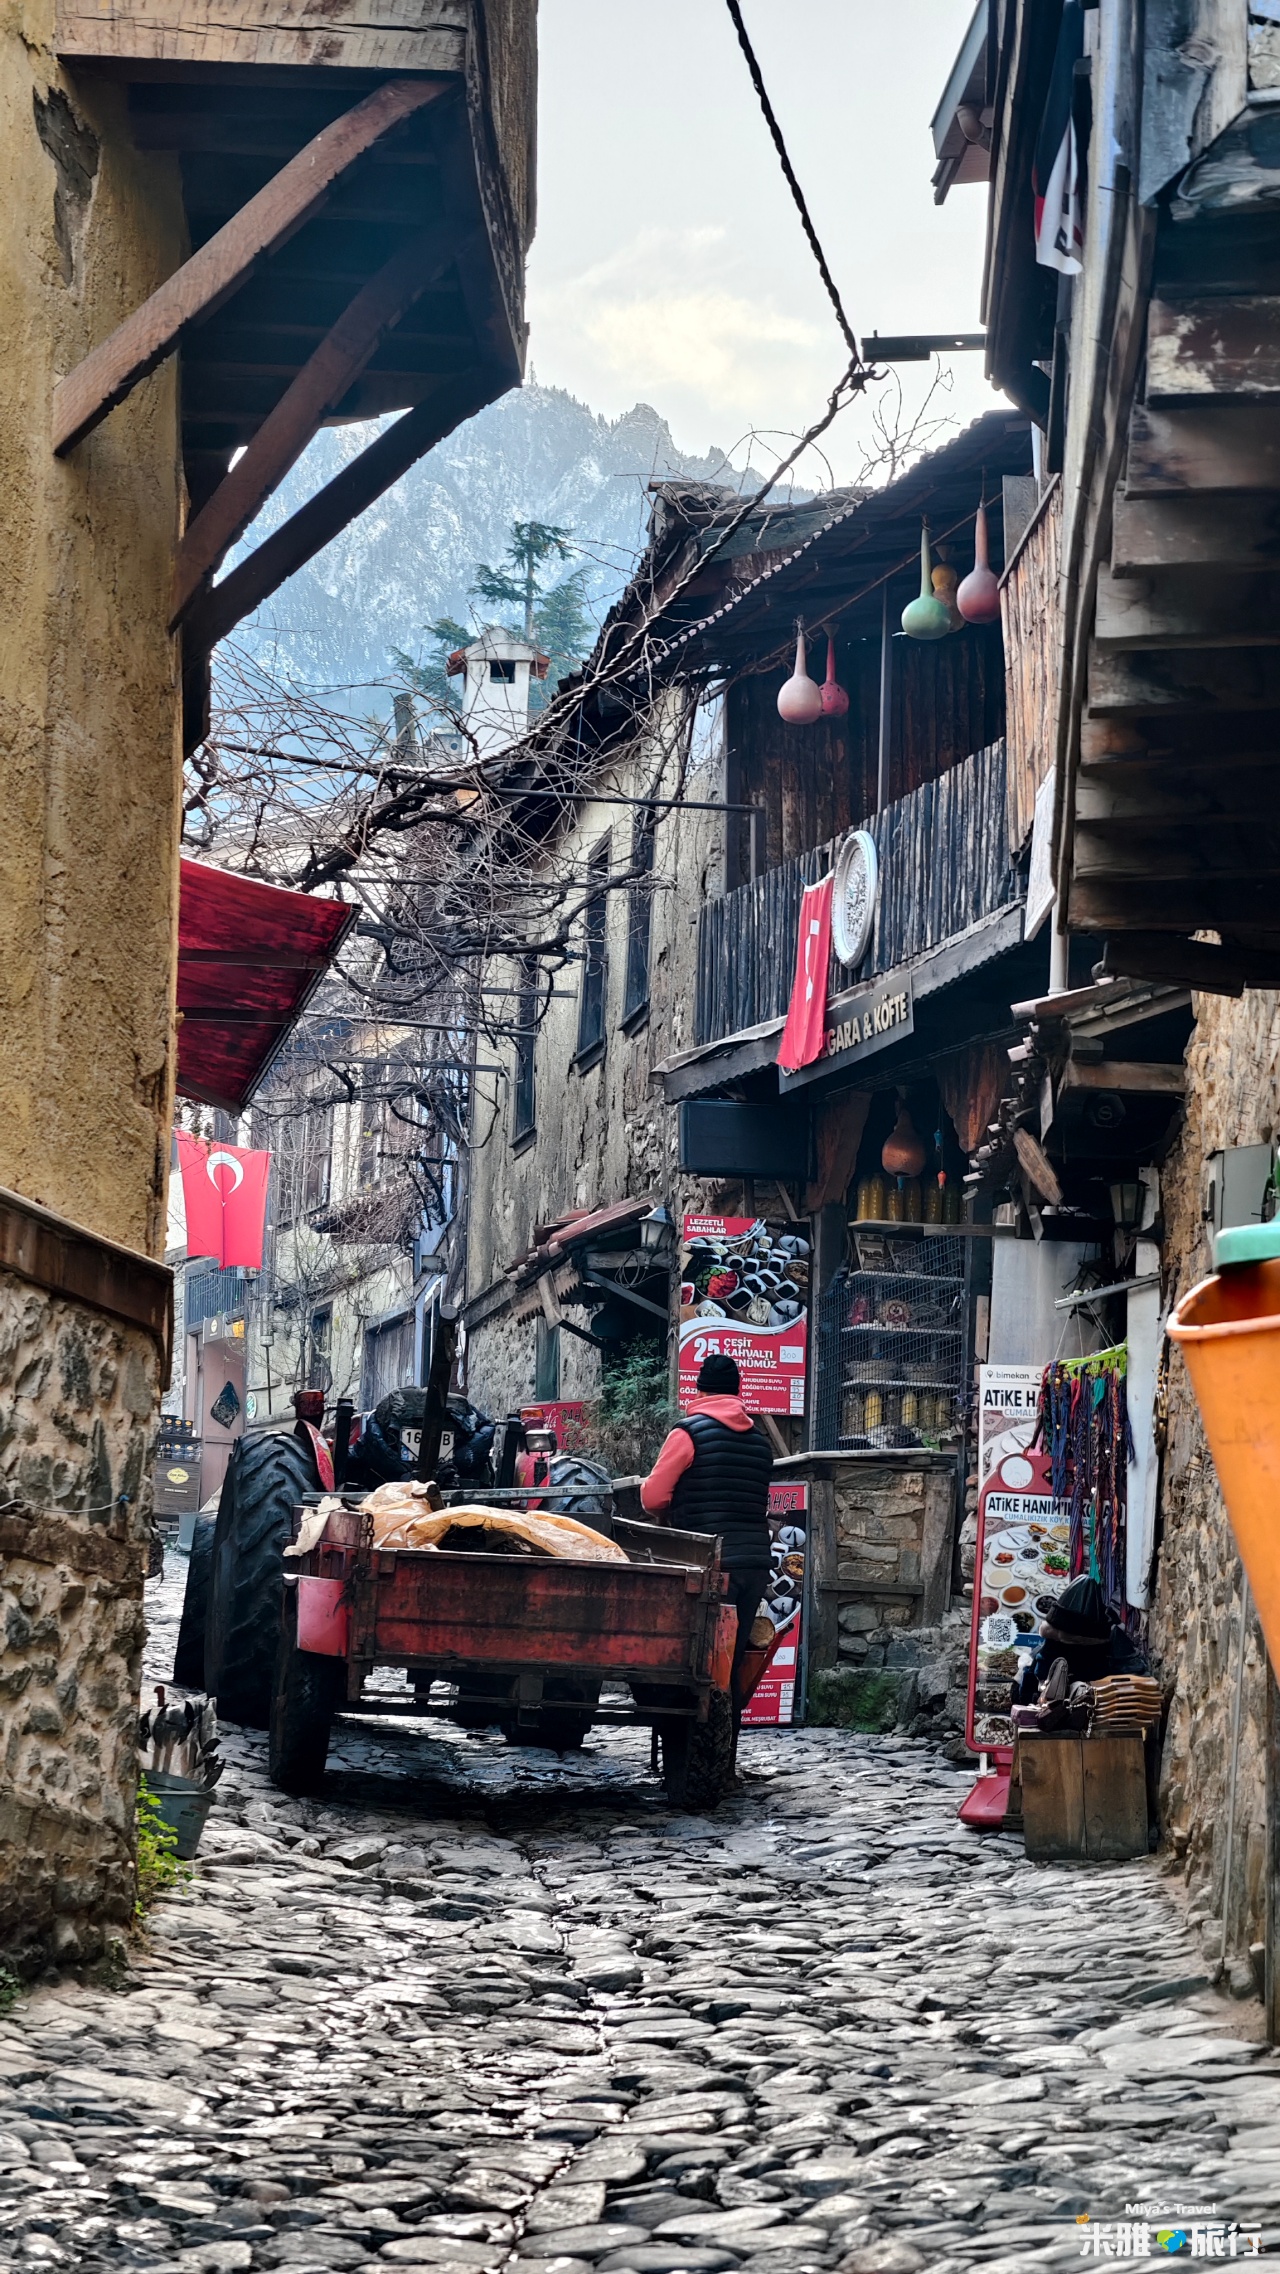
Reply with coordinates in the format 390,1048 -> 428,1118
815,1230 -> 971,1453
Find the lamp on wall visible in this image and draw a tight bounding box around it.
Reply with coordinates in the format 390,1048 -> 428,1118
640,1204 -> 676,1257
1109,1180 -> 1143,1231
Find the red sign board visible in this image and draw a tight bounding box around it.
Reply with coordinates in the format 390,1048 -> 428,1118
678,1215 -> 809,1417
742,1481 -> 808,1728
519,1401 -> 588,1452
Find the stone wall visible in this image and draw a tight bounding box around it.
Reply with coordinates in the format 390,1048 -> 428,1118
1150,987 -> 1280,1971
0,1262 -> 162,1971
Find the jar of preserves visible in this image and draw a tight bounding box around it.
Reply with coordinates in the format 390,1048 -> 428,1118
944,1183 -> 964,1224
864,1390 -> 883,1431
924,1179 -> 944,1224
902,1177 -> 923,1222
885,1181 -> 905,1223
855,1173 -> 888,1222
900,1389 -> 919,1429
842,1388 -> 865,1438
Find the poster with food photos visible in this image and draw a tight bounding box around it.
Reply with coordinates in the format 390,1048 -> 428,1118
678,1215 -> 809,1416
742,1482 -> 808,1728
967,1439 -> 1072,1754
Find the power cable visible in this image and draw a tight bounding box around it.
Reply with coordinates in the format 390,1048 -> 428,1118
723,0 -> 865,368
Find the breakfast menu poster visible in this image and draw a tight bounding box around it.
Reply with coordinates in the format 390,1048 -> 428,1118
742,1481 -> 808,1728
678,1215 -> 809,1417
968,1364 -> 1072,1750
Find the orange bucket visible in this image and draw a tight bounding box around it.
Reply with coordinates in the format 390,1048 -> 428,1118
1168,1239 -> 1280,1676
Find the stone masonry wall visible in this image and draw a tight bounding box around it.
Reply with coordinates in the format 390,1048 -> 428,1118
0,1268 -> 160,1971
1151,988 -> 1280,1973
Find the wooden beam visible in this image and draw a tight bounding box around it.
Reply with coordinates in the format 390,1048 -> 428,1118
52,77 -> 447,456
1076,813 -> 1280,877
1078,752 -> 1280,824
1096,932 -> 1280,996
1147,295 -> 1280,405
1126,401 -> 1280,496
1060,1061 -> 1186,1096
53,2 -> 468,75
171,224 -> 455,624
1088,642 -> 1280,714
1069,876 -> 1280,933
1112,489 -> 1280,575
1094,563 -> 1280,651
180,368 -> 487,674
1012,1127 -> 1064,1207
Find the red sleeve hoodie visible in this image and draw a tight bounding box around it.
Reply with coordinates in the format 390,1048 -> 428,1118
641,1392 -> 757,1515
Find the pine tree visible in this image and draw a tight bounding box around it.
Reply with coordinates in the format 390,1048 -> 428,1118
392,521 -> 593,725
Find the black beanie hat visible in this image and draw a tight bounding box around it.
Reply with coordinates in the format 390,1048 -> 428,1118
1035,1575 -> 1114,1638
698,1352 -> 741,1395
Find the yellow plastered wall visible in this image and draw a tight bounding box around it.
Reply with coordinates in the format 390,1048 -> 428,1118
0,15 -> 184,1257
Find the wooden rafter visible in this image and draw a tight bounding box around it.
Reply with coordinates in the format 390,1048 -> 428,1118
52,76 -> 447,457
181,369 -> 485,666
171,222 -> 457,625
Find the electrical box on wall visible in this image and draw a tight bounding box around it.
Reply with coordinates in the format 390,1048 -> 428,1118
1204,1144 -> 1274,1235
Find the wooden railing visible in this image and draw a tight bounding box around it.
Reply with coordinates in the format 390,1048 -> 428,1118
694,739 -> 1021,1049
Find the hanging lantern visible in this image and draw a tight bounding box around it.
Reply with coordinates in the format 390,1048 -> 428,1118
900,523 -> 951,641
930,559 -> 965,633
957,500 -> 1001,624
819,634 -> 849,719
882,1093 -> 927,1178
777,620 -> 823,724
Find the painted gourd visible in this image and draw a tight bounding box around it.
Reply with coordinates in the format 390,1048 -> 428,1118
957,500 -> 1001,623
900,524 -> 951,641
777,627 -> 823,724
882,1097 -> 927,1178
931,561 -> 965,632
819,634 -> 849,718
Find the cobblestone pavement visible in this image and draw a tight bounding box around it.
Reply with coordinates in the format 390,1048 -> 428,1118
1,1554 -> 1278,2274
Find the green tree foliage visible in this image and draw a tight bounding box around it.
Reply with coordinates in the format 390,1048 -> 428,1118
392,522 -> 593,727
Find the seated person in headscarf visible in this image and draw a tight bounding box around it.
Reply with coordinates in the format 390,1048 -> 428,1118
1010,1574 -> 1148,1708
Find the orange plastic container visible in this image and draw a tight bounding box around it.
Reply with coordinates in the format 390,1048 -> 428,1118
1168,1245 -> 1280,1676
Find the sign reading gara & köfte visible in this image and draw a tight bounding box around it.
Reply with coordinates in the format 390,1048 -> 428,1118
778,970 -> 914,1090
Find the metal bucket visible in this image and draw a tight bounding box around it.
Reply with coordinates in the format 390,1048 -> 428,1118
146,1771 -> 216,1861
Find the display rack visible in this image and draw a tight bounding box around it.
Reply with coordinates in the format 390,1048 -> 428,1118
814,1228 -> 971,1452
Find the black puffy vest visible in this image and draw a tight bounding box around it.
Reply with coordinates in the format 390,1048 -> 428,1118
670,1413 -> 773,1569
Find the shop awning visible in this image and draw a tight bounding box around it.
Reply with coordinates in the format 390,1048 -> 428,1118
176,859 -> 356,1114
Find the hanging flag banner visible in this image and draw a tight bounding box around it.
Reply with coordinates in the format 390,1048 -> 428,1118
176,1130 -> 271,1269
777,873 -> 834,1072
679,1215 -> 809,1416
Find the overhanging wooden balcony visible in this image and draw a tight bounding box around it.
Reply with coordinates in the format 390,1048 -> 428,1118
54,1 -> 535,745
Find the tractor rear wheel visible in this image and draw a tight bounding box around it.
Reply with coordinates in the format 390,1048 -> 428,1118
269,1587 -> 343,1794
501,1678 -> 598,1751
206,1432 -> 319,1728
661,1688 -> 734,1810
171,1514 -> 215,1689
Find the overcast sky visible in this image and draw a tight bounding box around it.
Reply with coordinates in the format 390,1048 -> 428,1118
526,0 -> 999,488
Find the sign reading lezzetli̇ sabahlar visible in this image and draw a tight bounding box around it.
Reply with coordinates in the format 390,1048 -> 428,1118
678,1215 -> 809,1417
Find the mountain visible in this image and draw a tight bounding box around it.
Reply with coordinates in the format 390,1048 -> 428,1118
224,385 -> 760,704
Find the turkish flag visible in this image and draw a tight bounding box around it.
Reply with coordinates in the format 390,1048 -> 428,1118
778,875 -> 834,1073
176,1131 -> 271,1269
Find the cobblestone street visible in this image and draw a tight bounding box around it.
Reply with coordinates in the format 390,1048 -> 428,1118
1,1558 -> 1277,2274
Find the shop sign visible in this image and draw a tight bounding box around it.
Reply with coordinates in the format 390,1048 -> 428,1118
742,1481 -> 808,1728
679,1214 -> 809,1416
966,1441 -> 1072,1756
519,1401 -> 588,1453
978,1363 -> 1043,1486
779,970 -> 913,1090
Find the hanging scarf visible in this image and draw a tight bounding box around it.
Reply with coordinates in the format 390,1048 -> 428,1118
1035,1345 -> 1131,1605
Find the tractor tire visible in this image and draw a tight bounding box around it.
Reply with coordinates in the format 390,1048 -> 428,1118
206,1432 -> 319,1728
501,1678 -> 599,1751
661,1688 -> 735,1811
269,1587 -> 343,1794
171,1514 -> 215,1689
541,1456 -> 614,1533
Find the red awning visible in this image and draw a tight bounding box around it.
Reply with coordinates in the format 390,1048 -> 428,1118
177,859 -> 356,1113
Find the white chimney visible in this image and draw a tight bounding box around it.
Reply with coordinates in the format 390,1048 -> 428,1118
447,628 -> 549,758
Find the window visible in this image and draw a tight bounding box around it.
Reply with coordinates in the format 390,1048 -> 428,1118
623,812 -> 656,1028
512,957 -> 537,1144
362,1309 -> 415,1409
535,1316 -> 561,1400
489,657 -> 517,682
358,1073 -> 386,1189
575,834 -> 611,1064
274,1108 -> 331,1226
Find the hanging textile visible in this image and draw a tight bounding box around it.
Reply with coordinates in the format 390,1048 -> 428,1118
1036,1345 -> 1133,1609
777,873 -> 834,1073
1033,0 -> 1085,276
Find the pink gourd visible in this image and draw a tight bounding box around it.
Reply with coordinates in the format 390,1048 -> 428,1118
777,625 -> 823,725
819,634 -> 849,718
956,501 -> 1001,624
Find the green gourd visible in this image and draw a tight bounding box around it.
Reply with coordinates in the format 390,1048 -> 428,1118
901,522 -> 952,641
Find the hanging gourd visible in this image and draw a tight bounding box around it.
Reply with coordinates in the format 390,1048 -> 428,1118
900,522 -> 951,641
930,559 -> 965,633
957,499 -> 1001,624
882,1092 -> 927,1178
819,634 -> 849,719
777,619 -> 823,724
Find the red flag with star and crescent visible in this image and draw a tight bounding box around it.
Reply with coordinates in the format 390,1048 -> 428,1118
176,1131 -> 271,1269
777,874 -> 834,1073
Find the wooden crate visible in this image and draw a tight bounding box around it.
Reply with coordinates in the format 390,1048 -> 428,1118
1017,1732 -> 1149,1861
